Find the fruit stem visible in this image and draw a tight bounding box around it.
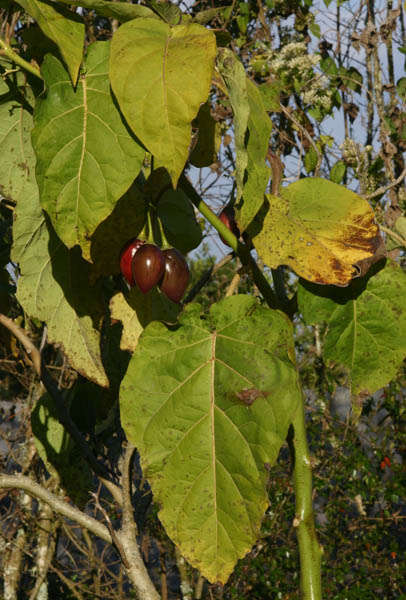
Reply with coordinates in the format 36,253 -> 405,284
145,208 -> 155,245
157,214 -> 171,249
179,175 -> 280,311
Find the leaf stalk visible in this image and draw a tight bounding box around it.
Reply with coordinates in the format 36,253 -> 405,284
0,38 -> 43,80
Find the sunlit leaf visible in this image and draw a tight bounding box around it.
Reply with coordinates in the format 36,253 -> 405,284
120,295 -> 300,583
32,42 -> 144,259
110,18 -> 216,186
253,178 -> 384,286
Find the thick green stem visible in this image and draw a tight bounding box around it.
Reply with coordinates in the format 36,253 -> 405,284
292,399 -> 322,600
179,175 -> 279,310
0,38 -> 43,80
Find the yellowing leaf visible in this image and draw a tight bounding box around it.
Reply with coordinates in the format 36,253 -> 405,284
110,18 -> 216,186
253,178 -> 384,286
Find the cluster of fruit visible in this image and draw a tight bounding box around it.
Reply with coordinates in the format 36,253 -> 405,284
120,239 -> 190,303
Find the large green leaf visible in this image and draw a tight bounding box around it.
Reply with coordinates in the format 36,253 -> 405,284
32,42 -> 144,260
12,183 -> 108,387
54,0 -> 157,22
120,295 -> 300,583
235,79 -> 271,232
15,0 -> 84,84
253,178 -> 383,286
298,261 -> 406,394
0,80 -> 37,204
110,18 -> 216,186
217,48 -> 249,203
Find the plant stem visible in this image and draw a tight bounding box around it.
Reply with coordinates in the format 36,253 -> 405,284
292,399 -> 322,600
0,38 -> 43,80
179,175 -> 279,310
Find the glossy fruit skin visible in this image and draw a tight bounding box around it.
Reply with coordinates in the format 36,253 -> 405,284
218,206 -> 240,246
160,248 -> 190,303
131,243 -> 165,294
119,238 -> 145,286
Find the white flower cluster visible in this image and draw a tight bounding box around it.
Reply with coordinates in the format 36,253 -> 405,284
340,138 -> 377,194
253,41 -> 334,112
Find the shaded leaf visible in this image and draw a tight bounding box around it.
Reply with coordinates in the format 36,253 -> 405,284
146,0 -> 182,24
32,42 -> 144,259
110,287 -> 179,352
298,260 -> 406,395
90,182 -> 146,281
190,102 -> 220,168
12,183 -> 108,387
15,0 -> 84,84
235,79 -> 271,232
54,0 -> 157,21
304,147 -> 317,174
396,77 -> 406,100
157,188 -> 202,254
217,48 -> 249,202
253,178 -> 383,286
120,295 -> 300,583
110,18 -> 216,186
32,392 -> 92,506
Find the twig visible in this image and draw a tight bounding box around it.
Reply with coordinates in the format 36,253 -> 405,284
0,475 -> 112,543
0,312 -> 119,489
183,253 -> 234,304
0,37 -> 43,79
363,165 -> 406,199
279,104 -> 322,177
225,272 -> 240,297
380,224 -> 406,247
91,492 -> 130,570
116,442 -> 161,600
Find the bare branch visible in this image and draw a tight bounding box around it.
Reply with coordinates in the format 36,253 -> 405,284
0,475 -> 112,544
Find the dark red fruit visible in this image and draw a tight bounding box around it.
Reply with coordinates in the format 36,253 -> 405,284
160,248 -> 190,303
218,206 -> 240,246
119,238 -> 145,286
131,243 -> 165,294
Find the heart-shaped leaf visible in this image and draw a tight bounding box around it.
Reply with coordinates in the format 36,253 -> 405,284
298,260 -> 406,394
110,18 -> 216,186
120,295 -> 300,583
32,42 -> 145,260
253,178 -> 384,286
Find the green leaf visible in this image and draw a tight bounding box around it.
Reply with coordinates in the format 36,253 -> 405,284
32,42 -> 144,260
0,80 -> 37,205
110,18 -> 216,187
120,295 -> 300,583
15,0 -> 84,84
193,6 -> 226,24
32,392 -> 92,506
217,49 -> 250,203
157,188 -> 203,254
253,178 -> 383,286
235,79 -> 271,232
394,216 -> 406,239
330,160 -> 346,184
345,67 -> 362,93
12,185 -> 108,387
298,261 -> 406,395
146,0 -> 182,24
53,0 -> 157,21
190,102 -> 220,168
110,286 -> 180,352
309,22 -> 321,38
258,79 -> 284,112
396,77 -> 406,100
320,56 -> 337,76
304,147 -> 318,174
